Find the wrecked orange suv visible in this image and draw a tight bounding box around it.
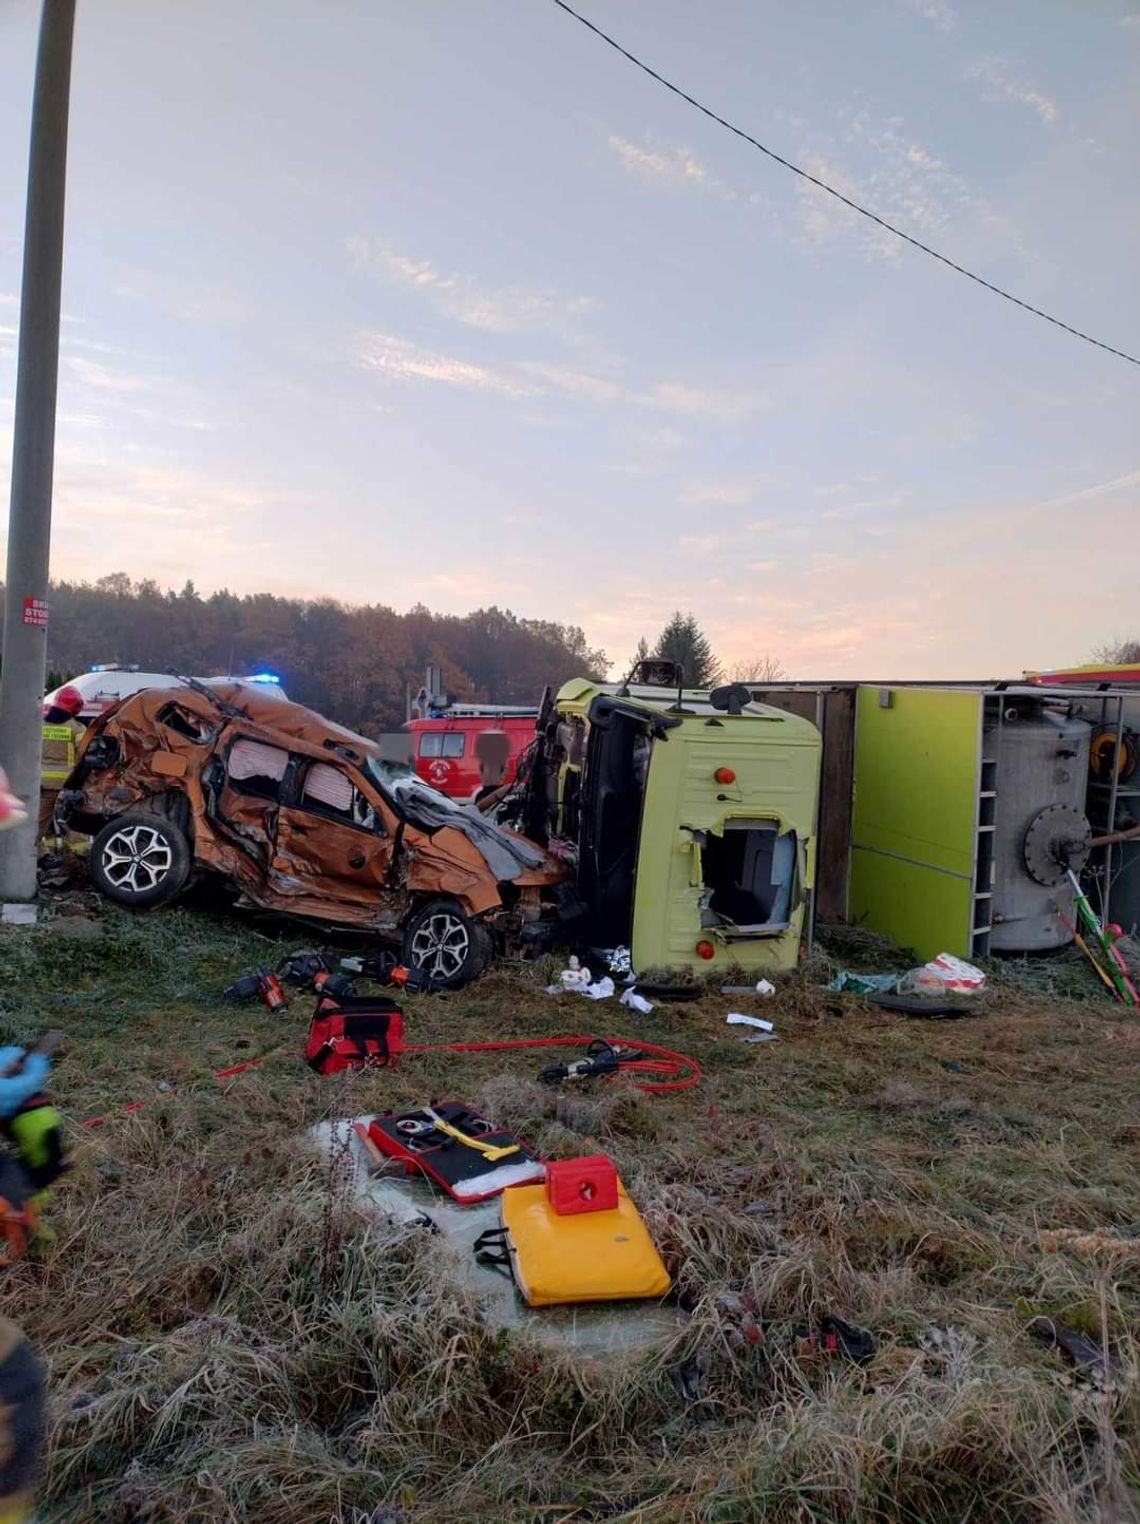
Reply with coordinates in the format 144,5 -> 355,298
58,680 -> 571,986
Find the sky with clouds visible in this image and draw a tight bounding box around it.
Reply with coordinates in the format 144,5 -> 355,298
0,0 -> 1137,680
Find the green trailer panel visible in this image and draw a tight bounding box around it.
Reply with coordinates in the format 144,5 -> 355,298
850,687 -> 982,959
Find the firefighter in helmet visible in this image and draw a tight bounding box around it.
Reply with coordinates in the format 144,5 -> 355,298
39,686 -> 86,840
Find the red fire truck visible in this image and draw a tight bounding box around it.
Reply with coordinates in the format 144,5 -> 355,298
405,705 -> 538,800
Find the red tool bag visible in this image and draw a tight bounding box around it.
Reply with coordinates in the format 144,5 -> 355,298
305,994 -> 405,1074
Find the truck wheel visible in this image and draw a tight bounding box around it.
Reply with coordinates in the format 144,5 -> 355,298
89,814 -> 191,909
402,897 -> 493,988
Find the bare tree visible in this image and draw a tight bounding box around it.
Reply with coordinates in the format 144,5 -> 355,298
723,654 -> 786,684
1093,638 -> 1140,665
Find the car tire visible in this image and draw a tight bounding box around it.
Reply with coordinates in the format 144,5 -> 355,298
90,813 -> 192,909
402,897 -> 493,989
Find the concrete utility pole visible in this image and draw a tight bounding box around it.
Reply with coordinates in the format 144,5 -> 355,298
0,0 -> 78,900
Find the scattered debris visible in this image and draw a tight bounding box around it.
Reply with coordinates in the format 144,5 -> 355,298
1028,1316 -> 1122,1390
726,1013 -> 774,1032
620,987 -> 654,1014
37,851 -> 87,891
557,956 -> 593,990
600,945 -> 633,981
629,981 -> 704,1003
828,961 -> 983,1019
743,1032 -> 779,1044
827,970 -> 901,995
829,954 -> 985,1001
720,979 -> 775,997
796,1315 -> 875,1365
669,1353 -> 711,1402
716,1292 -> 764,1351
900,954 -> 986,996
1,903 -> 37,927
867,991 -> 981,1020
941,1060 -> 969,1074
548,958 -> 616,1000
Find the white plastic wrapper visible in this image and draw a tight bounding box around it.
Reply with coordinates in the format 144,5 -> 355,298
726,1012 -> 775,1032
620,988 -> 654,1015
899,953 -> 986,995
546,962 -> 616,1001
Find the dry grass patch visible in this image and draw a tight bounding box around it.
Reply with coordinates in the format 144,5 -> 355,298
0,905 -> 1136,1520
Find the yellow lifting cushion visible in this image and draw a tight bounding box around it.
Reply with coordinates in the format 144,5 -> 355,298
499,1181 -> 671,1307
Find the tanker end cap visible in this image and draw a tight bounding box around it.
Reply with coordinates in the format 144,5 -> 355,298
1022,804 -> 1091,887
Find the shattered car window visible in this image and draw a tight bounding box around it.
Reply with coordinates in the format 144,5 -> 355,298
363,757 -> 547,877
157,702 -> 213,744
365,756 -> 460,815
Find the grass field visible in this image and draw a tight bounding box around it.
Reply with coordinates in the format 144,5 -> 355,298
1,899 -> 1137,1523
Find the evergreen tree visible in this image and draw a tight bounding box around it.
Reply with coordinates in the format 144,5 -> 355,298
653,612 -> 721,688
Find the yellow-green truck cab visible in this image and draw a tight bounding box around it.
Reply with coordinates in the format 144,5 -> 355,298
525,676 -> 822,975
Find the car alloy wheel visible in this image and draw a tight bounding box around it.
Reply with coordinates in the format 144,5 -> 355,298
408,909 -> 472,983
100,822 -> 176,896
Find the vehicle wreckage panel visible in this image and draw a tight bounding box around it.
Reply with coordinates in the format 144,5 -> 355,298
66,682 -> 566,932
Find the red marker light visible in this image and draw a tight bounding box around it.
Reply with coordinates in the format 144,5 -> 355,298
714,767 -> 736,785
696,940 -> 716,961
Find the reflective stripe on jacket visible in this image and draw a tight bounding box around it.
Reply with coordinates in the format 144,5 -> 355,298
40,723 -> 76,786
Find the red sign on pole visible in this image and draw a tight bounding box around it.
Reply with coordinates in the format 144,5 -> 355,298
21,597 -> 48,629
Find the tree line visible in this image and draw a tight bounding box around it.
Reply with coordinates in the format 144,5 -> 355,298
0,574 -> 608,736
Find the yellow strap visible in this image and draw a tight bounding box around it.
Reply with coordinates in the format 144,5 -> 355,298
422,1108 -> 519,1162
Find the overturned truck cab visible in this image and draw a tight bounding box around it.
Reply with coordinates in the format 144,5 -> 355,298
511,674 -> 822,975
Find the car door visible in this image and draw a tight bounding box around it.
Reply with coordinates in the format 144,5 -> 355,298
214,734 -> 291,865
268,758 -> 395,911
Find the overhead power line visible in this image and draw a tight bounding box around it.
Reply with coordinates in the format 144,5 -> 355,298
548,0 -> 1140,368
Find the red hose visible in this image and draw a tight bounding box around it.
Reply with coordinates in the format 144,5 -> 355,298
403,1035 -> 702,1093
80,1032 -> 701,1126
